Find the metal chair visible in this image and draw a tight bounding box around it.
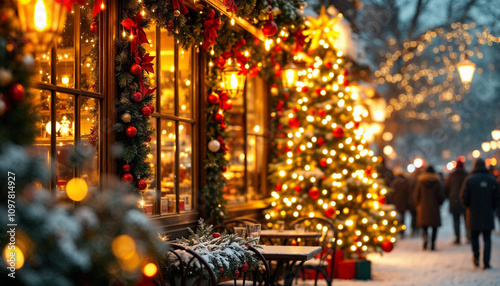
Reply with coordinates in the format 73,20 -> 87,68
288,216 -> 338,286
157,243 -> 218,286
218,246 -> 270,286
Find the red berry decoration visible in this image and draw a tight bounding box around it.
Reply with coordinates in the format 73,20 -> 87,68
320,158 -> 328,167
148,104 -> 155,113
122,164 -> 131,173
125,126 -> 137,137
325,62 -> 332,69
294,186 -> 301,193
318,109 -> 326,117
308,187 -> 320,200
365,167 -> 373,176
141,106 -> 152,117
315,87 -> 323,96
262,18 -> 277,36
219,267 -> 225,275
208,93 -> 219,105
121,173 -> 133,184
167,20 -> 174,27
343,79 -> 350,87
137,179 -> 147,191
9,83 -> 25,102
145,136 -> 152,142
214,113 -> 224,123
221,166 -> 227,172
332,126 -> 344,138
378,196 -> 386,205
354,121 -> 360,128
233,269 -> 240,277
212,232 -> 221,238
132,92 -> 143,103
324,207 -> 335,218
241,262 -> 249,273
381,240 -> 394,252
90,22 -> 98,34
317,137 -> 325,147
130,63 -> 142,75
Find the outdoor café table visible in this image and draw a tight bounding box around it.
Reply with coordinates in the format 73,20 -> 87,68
258,245 -> 322,286
259,229 -> 322,245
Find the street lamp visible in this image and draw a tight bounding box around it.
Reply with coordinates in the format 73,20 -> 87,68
491,129 -> 500,141
17,0 -> 69,54
368,96 -> 386,123
481,142 -> 491,153
222,58 -> 246,99
281,62 -> 299,90
456,54 -> 476,85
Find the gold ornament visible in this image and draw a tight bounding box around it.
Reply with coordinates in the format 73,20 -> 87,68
66,178 -> 88,201
303,6 -> 342,51
174,10 -> 181,17
121,113 -> 132,123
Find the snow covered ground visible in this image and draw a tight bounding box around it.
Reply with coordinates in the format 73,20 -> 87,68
297,203 -> 500,285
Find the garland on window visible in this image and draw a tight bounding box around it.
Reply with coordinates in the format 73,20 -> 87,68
114,0 -> 305,220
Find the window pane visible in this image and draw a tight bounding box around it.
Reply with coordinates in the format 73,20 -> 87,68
225,110 -> 245,204
28,89 -> 51,188
34,52 -> 51,84
247,135 -> 265,201
178,47 -> 193,118
179,122 -> 193,212
55,93 -> 75,199
143,118 -> 157,215
79,97 -> 99,188
80,3 -> 99,92
159,29 -> 175,115
160,119 -> 176,214
247,77 -> 265,133
56,11 -> 75,88
145,25 -> 157,107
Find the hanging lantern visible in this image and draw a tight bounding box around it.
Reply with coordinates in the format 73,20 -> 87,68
456,54 -> 476,85
491,129 -> 500,141
368,96 -> 386,123
222,58 -> 246,99
16,0 -> 69,54
281,62 -> 299,90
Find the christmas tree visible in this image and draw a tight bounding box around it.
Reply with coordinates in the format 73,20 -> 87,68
266,7 -> 401,254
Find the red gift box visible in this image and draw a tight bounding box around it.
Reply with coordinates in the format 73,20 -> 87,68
336,259 -> 356,280
332,249 -> 344,278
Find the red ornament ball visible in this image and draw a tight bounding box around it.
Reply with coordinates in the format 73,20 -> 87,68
145,136 -> 152,142
325,62 -> 332,69
234,269 -> 240,277
241,262 -> 249,273
212,232 -> 221,238
208,93 -> 219,105
121,173 -> 133,184
332,126 -> 344,138
324,207 -> 335,218
130,63 -> 142,76
317,137 -> 325,147
9,83 -> 25,102
308,187 -> 320,200
141,106 -> 152,117
221,166 -> 227,172
148,104 -> 155,113
214,113 -> 224,123
132,92 -> 143,103
262,19 -> 277,36
318,109 -> 326,117
288,117 -> 300,128
343,79 -> 350,87
275,183 -> 282,192
167,20 -> 174,28
220,122 -> 226,130
219,267 -> 225,275
90,22 -> 98,34
381,240 -> 394,252
222,99 -> 233,110
365,167 -> 373,176
354,121 -> 360,128
137,179 -> 147,191
378,196 -> 386,204
320,158 -> 328,167
125,126 -> 137,137
310,109 -> 316,115
294,186 -> 302,193
122,164 -> 131,173
315,87 -> 324,96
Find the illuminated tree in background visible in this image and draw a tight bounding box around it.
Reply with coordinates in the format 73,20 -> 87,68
266,8 -> 402,253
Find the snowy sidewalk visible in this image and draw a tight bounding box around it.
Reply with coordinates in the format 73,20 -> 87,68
297,203 -> 500,285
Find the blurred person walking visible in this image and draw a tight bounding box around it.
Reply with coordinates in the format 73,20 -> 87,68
390,169 -> 411,238
445,159 -> 468,244
414,166 -> 445,251
460,158 -> 500,269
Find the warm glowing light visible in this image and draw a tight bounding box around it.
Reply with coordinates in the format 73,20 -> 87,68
222,60 -> 246,98
413,158 -> 424,168
34,0 -> 48,31
481,142 -> 491,153
281,62 -> 299,89
66,178 -> 88,201
143,263 -> 158,277
45,121 -> 61,135
112,234 -> 136,260
492,130 -> 500,141
3,245 -> 25,270
457,55 -> 476,85
472,150 -> 480,158
383,145 -> 394,156
61,76 -> 69,85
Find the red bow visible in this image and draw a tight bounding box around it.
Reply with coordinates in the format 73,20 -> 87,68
216,136 -> 228,152
56,0 -> 85,11
202,10 -> 221,51
121,13 -> 149,52
92,0 -> 103,18
134,51 -> 157,95
223,0 -> 239,13
172,0 -> 189,15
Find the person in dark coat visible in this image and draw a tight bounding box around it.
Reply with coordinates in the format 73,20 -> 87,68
390,170 -> 411,237
445,159 -> 468,244
460,158 -> 500,269
408,169 -> 422,235
414,166 -> 445,250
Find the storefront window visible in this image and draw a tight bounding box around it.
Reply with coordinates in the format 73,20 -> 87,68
225,77 -> 268,204
145,25 -> 196,216
30,2 -> 103,194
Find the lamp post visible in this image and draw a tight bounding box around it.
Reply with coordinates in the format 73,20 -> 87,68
221,58 -> 246,99
456,54 -> 476,86
16,0 -> 69,54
